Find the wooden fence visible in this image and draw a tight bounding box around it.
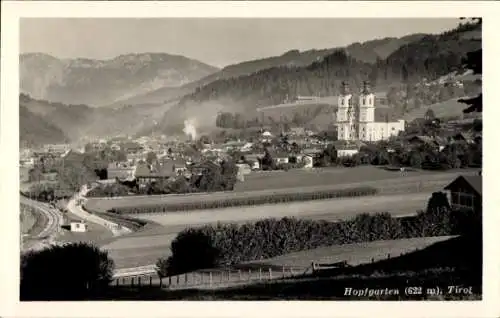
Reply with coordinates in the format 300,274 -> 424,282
112,265 -> 312,290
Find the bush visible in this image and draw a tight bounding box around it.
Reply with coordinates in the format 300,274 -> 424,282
162,206 -> 477,275
20,242 -> 115,300
86,183 -> 130,198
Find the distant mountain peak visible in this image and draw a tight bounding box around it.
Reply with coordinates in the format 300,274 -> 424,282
20,52 -> 219,106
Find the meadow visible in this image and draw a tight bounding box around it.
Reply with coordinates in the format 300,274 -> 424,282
84,166 -> 471,213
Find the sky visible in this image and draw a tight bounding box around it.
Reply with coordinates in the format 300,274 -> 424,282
20,18 -> 460,68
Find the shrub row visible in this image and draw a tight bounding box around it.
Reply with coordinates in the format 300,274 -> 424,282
161,207 -> 480,276
109,186 -> 378,214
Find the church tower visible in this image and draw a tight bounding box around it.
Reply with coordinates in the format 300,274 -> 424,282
336,82 -> 354,140
358,81 -> 375,123
358,81 -> 376,141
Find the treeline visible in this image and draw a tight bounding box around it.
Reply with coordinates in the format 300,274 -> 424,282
158,192 -> 481,275
180,22 -> 481,111
108,186 -> 378,214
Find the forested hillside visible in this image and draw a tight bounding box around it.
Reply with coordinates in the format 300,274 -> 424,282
19,94 -> 171,146
157,20 -> 481,133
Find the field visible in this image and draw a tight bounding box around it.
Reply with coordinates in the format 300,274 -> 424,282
403,97 -> 482,122
102,192 -> 432,269
243,236 -> 455,269
85,167 -> 474,213
58,211 -> 116,245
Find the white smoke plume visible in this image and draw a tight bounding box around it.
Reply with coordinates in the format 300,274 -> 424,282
183,118 -> 197,141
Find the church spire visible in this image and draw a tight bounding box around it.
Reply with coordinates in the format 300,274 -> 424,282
341,81 -> 350,95
362,81 -> 371,94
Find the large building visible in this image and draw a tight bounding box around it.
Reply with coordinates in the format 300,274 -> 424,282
336,81 -> 405,142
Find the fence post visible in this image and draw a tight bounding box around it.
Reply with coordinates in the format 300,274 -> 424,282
169,276 -> 172,286
290,268 -> 294,276
259,268 -> 262,281
371,258 -> 374,263
131,277 -> 135,287
138,276 -> 141,286
220,271 -> 224,283
209,272 -> 213,287
238,270 -> 242,281
269,268 -> 272,280
387,253 -> 391,259
150,276 -> 153,287
311,262 -> 316,274
177,275 -> 179,285
185,273 -> 188,285
282,266 -> 285,278
248,269 -> 251,281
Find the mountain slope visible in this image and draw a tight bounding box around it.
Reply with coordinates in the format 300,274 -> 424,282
115,34 -> 428,106
20,53 -> 219,107
19,94 -> 173,145
20,105 -> 68,146
153,21 -> 481,133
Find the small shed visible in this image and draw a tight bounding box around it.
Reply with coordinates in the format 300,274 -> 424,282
70,221 -> 88,233
443,174 -> 482,212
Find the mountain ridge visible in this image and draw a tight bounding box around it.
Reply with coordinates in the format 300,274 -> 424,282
114,33 -> 428,106
20,52 -> 220,107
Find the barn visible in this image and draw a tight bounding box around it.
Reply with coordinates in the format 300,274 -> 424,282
444,174 -> 482,212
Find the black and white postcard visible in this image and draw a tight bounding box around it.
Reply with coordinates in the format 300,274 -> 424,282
1,1 -> 499,318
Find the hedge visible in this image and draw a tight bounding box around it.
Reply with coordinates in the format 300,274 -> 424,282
108,186 -> 378,214
161,207 -> 480,276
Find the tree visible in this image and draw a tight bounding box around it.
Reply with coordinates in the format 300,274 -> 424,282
162,228 -> 220,275
459,48 -> 482,113
146,151 -> 157,165
20,243 -> 114,300
221,160 -> 238,191
261,148 -> 275,170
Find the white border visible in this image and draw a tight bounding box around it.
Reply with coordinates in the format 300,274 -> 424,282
1,1 -> 500,318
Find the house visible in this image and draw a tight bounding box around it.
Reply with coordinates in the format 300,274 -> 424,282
302,154 -> 314,169
261,131 -> 273,143
107,162 -> 135,180
134,162 -> 176,186
126,153 -> 145,165
408,135 -> 447,151
70,221 -> 88,233
110,144 -> 121,151
236,163 -> 252,176
289,127 -> 306,136
444,174 -> 482,212
270,151 -> 289,164
190,161 -> 222,176
452,132 -> 475,144
337,148 -> 359,157
159,158 -> 188,176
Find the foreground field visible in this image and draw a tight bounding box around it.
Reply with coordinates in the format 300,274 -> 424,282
244,236 -> 455,269
102,192 -> 431,268
85,167 -> 472,213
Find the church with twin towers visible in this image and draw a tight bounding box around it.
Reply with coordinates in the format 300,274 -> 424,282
336,81 -> 405,142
